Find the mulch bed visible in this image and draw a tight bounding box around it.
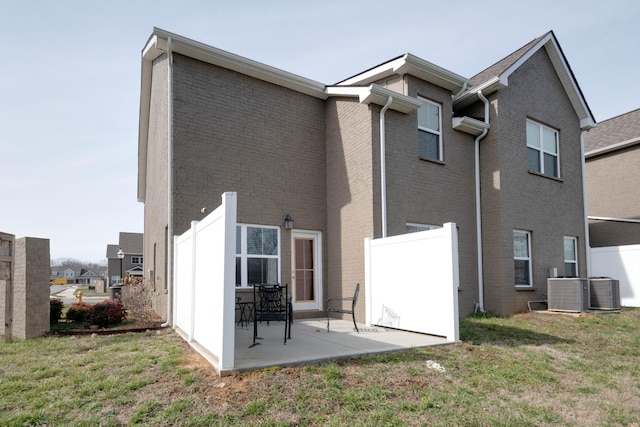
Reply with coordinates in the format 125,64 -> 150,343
48,311 -> 166,336
48,324 -> 165,336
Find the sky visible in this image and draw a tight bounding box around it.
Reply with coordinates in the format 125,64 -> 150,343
1,0 -> 639,263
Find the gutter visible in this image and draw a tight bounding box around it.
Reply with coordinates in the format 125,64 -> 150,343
588,216 -> 640,224
580,130 -> 592,277
585,136 -> 640,158
380,96 -> 393,238
474,90 -> 490,313
161,37 -> 174,328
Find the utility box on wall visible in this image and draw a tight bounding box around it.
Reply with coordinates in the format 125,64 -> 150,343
547,278 -> 590,312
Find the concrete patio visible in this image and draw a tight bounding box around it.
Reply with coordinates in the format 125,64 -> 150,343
228,317 -> 454,375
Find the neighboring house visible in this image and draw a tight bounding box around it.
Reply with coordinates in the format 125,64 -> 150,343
137,28 -> 594,319
584,108 -> 640,247
50,267 -> 76,283
77,269 -> 99,285
106,232 -> 144,285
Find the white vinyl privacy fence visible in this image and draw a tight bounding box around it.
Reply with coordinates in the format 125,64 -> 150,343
590,244 -> 640,307
364,223 -> 460,342
173,192 -> 237,372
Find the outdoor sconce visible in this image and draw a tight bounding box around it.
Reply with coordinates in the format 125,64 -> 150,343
284,214 -> 294,230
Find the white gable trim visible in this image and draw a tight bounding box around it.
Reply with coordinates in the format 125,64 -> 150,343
501,33 -> 595,129
337,53 -> 472,94
454,33 -> 596,130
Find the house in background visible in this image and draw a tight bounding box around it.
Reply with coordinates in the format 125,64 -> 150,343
106,232 -> 144,285
584,108 -> 640,247
137,28 -> 594,320
50,267 -> 76,284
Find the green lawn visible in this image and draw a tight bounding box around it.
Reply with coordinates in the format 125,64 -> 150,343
1,309 -> 638,426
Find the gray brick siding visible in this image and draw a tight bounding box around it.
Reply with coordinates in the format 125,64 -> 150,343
145,53 -> 170,318
142,44 -> 589,321
145,54 -> 328,319
586,145 -> 640,246
479,49 -> 587,316
326,97 -> 376,322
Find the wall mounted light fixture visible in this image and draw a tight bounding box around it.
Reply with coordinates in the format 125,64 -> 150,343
284,214 -> 294,230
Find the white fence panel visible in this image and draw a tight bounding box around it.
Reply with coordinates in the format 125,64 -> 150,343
590,244 -> 640,307
173,192 -> 237,371
174,228 -> 194,337
365,222 -> 459,341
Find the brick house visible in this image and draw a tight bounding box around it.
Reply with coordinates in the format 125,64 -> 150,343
106,232 -> 144,285
584,108 -> 640,247
137,28 -> 595,320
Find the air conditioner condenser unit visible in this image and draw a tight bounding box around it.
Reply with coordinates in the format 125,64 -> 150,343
589,277 -> 621,310
547,278 -> 590,312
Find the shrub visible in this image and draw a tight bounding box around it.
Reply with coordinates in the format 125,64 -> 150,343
65,303 -> 91,323
121,283 -> 153,324
50,298 -> 64,324
89,300 -> 126,328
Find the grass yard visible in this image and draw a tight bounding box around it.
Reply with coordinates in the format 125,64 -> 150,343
1,309 -> 638,426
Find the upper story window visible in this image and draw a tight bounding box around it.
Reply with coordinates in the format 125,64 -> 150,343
417,97 -> 442,161
131,256 -> 143,264
526,119 -> 559,177
514,230 -> 532,287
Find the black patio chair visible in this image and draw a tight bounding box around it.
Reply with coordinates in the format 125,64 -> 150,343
326,283 -> 360,333
251,284 -> 292,347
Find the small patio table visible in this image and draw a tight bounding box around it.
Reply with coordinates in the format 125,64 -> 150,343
236,297 -> 254,328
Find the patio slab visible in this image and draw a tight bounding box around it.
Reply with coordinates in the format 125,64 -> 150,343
229,318 -> 453,375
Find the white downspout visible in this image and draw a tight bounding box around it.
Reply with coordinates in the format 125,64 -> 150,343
580,130 -> 592,277
162,37 -> 174,328
380,96 -> 393,238
475,91 -> 490,313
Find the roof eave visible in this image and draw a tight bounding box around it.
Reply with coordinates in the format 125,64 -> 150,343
585,136 -> 640,158
154,28 -> 326,98
325,84 -> 423,113
454,32 -> 596,129
453,77 -> 505,109
338,53 -> 472,94
138,28 -> 329,203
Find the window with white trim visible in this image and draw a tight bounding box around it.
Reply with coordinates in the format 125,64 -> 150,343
406,223 -> 441,233
131,256 -> 143,264
514,230 -> 532,287
417,97 -> 443,161
564,236 -> 578,277
235,225 -> 280,287
526,119 -> 559,177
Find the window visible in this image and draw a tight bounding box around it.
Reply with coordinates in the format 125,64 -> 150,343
417,97 -> 442,161
514,230 -> 532,287
406,223 -> 441,233
236,225 -> 280,286
131,256 -> 143,264
526,119 -> 559,177
564,236 -> 578,277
